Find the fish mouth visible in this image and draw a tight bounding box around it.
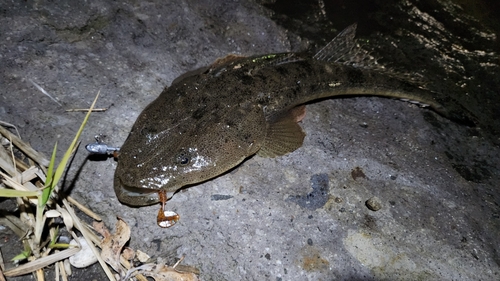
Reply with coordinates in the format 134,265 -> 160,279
114,176 -> 164,207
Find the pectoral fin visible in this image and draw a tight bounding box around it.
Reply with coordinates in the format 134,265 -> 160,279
258,106 -> 307,158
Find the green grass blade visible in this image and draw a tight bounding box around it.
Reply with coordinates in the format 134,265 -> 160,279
49,225 -> 60,248
41,186 -> 51,206
44,142 -> 58,188
49,243 -> 70,249
41,143 -> 57,205
11,250 -> 30,262
40,92 -> 100,206
0,189 -> 40,197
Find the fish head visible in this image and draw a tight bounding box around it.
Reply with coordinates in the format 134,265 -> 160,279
113,85 -> 266,206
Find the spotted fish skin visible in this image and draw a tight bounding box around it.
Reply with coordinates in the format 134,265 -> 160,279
114,25 -> 473,206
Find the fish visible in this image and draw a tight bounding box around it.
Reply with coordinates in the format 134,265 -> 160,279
113,24 -> 474,227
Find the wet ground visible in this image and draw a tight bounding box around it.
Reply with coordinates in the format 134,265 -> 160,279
1,0 -> 499,280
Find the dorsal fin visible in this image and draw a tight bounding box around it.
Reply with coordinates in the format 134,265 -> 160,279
314,24 -> 382,71
316,24 -> 434,90
313,23 -> 359,62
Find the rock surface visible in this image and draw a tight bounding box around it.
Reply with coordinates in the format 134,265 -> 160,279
1,0 -> 499,280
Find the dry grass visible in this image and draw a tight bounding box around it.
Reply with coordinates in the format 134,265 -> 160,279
0,94 -> 199,280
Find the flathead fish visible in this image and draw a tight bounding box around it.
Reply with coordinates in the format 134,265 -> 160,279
113,24 -> 473,226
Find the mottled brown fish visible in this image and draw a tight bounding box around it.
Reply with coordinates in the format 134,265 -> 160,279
113,24 -> 473,227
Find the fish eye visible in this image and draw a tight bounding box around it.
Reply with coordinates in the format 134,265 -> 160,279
176,150 -> 190,166
179,156 -> 190,165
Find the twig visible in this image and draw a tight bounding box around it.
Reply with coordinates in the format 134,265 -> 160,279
0,121 -> 20,139
67,196 -> 102,221
35,268 -> 44,281
55,260 -> 60,281
0,211 -> 29,237
172,255 -> 185,268
62,198 -> 116,281
3,247 -> 80,277
0,125 -> 50,167
59,260 -> 69,281
0,146 -> 15,176
0,248 -> 6,281
65,108 -> 107,112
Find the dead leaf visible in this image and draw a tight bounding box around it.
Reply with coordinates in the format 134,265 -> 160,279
135,250 -> 151,263
135,264 -> 199,281
58,208 -> 74,230
122,247 -> 135,261
100,218 -> 131,276
93,221 -> 110,238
